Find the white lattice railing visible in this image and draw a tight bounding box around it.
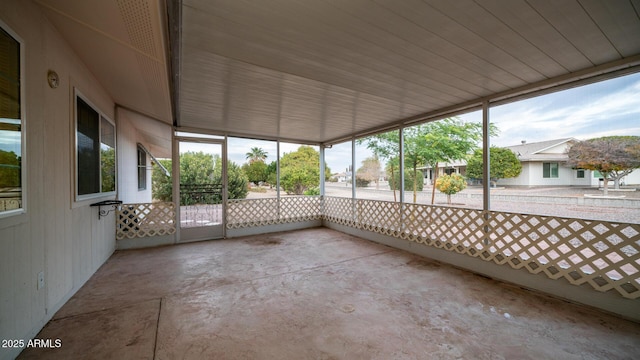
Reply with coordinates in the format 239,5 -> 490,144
323,196 -> 640,299
227,196 -> 322,229
113,197 -> 639,299
116,202 -> 176,240
0,198 -> 21,211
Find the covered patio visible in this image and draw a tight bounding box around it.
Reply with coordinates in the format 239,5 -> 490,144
2,1 -> 640,359
19,228 -> 640,359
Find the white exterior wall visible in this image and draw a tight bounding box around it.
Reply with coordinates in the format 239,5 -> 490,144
498,163 -> 531,186
588,169 -> 640,187
572,169 -> 593,187
532,162 -> 562,186
117,112 -> 152,204
543,143 -> 568,154
622,170 -> 640,185
116,108 -> 172,204
0,2 -> 119,359
500,164 -> 606,187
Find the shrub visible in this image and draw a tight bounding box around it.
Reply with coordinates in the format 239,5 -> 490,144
435,173 -> 466,204
355,177 -> 370,187
389,170 -> 423,191
303,187 -> 320,196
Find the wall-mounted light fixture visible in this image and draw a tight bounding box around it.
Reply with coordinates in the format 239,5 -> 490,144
47,70 -> 59,89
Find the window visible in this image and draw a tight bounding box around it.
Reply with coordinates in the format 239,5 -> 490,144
138,145 -> 146,190
0,25 -> 23,215
75,95 -> 116,199
228,137 -> 276,199
543,162 -> 559,178
355,130 -> 399,201
576,169 -> 585,179
324,140 -> 353,198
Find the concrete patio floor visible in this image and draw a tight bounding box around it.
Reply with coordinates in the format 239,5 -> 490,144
19,228 -> 640,359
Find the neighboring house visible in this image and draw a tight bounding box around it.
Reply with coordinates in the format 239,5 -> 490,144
421,138 -> 640,187
502,138 -> 640,187
332,172 -> 350,182
419,160 -> 468,185
499,138 -> 586,187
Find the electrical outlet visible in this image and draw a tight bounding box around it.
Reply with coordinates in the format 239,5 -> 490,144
37,271 -> 44,290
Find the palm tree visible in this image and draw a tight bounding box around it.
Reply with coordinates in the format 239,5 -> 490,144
246,147 -> 268,163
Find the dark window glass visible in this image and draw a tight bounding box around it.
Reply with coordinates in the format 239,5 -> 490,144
138,146 -> 146,190
77,98 -> 100,195
543,162 -> 559,178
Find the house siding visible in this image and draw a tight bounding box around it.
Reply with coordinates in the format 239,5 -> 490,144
424,138 -> 640,188
0,2 -> 121,359
116,108 -> 172,204
623,171 -> 640,185
117,112 -> 153,204
500,163 -> 640,188
499,163 -> 530,186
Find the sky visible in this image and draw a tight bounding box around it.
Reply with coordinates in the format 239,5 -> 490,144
482,71 -> 640,147
0,119 -> 21,155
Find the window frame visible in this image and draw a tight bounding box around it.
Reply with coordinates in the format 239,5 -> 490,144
576,169 -> 585,179
0,21 -> 26,220
74,90 -> 117,202
137,144 -> 147,190
542,162 -> 559,179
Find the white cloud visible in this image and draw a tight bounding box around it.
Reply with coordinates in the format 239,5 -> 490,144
488,74 -> 640,146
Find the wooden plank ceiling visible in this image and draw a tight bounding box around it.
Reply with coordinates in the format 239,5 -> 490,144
37,0 -> 640,145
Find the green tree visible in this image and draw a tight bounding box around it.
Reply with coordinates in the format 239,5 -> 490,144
566,136 -> 640,195
403,124 -> 431,203
324,162 -> 332,182
246,147 -> 268,163
405,118 -> 490,203
151,152 -> 248,204
426,119 -> 493,204
435,173 -> 467,205
303,187 -> 320,196
0,150 -> 21,188
357,120 -> 491,203
180,152 -> 216,205
280,146 -> 321,195
221,160 -> 249,200
389,169 -> 423,192
466,147 -> 522,186
265,161 -> 277,188
101,148 -> 116,192
152,159 -> 172,201
242,160 -> 268,184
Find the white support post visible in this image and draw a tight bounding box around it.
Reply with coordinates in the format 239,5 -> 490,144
277,140 -> 281,219
351,138 -> 356,200
482,101 -> 491,245
399,127 -> 405,204
222,136 -> 228,238
320,145 -> 326,196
